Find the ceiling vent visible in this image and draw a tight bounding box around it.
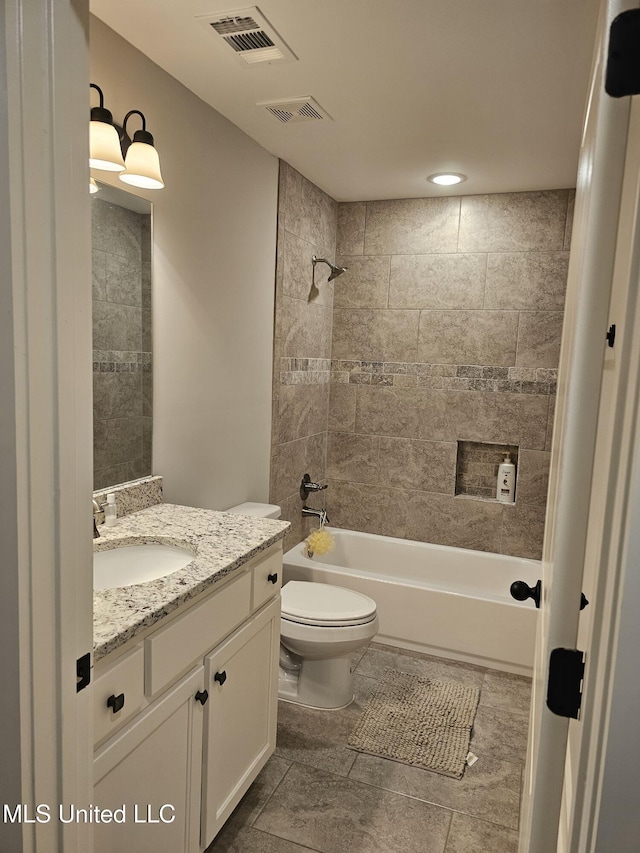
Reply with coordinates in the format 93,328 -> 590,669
259,97 -> 332,124
197,6 -> 297,65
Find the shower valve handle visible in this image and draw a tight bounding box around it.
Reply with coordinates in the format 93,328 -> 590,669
300,473 -> 328,499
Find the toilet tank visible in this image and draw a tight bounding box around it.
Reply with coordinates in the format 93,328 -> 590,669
225,502 -> 282,519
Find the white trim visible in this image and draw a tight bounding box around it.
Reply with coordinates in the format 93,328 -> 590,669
519,1 -> 632,849
568,95 -> 640,852
2,1 -> 93,850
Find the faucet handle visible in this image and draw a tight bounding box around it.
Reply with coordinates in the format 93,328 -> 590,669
300,473 -> 328,499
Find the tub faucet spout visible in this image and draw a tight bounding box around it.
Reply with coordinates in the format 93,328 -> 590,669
302,506 -> 329,526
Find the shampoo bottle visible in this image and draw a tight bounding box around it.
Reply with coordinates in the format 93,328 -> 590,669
104,492 -> 117,527
496,453 -> 516,503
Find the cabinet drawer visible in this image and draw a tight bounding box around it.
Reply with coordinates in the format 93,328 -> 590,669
251,546 -> 282,611
145,571 -> 251,697
94,645 -> 145,746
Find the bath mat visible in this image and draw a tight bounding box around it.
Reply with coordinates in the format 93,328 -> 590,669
347,668 -> 480,779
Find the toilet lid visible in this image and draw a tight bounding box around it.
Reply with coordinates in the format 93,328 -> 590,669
281,581 -> 377,627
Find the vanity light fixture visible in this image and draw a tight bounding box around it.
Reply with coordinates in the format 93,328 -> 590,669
119,110 -> 165,190
89,84 -> 126,172
427,172 -> 467,186
89,85 -> 164,190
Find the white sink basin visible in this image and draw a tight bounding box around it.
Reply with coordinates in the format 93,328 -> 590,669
94,543 -> 195,591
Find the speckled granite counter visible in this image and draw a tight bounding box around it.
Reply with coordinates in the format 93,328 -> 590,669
93,503 -> 289,663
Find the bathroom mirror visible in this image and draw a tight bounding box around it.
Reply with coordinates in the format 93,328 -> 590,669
91,182 -> 152,490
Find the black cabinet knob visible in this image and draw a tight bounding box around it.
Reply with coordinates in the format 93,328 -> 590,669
510,579 -> 542,609
267,572 -> 278,584
195,689 -> 209,705
107,693 -> 125,713
214,670 -> 227,686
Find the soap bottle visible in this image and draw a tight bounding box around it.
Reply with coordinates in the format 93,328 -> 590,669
104,492 -> 117,527
496,453 -> 516,503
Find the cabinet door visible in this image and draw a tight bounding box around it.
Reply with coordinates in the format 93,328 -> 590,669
94,666 -> 205,853
201,597 -> 280,848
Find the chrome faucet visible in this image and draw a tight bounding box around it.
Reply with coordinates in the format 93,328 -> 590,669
92,499 -> 102,539
302,506 -> 329,526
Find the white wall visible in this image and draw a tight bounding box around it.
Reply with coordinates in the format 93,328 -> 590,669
90,17 -> 279,510
0,4 -> 22,840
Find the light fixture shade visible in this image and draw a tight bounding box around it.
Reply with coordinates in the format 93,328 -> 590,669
120,141 -> 164,189
90,120 -> 126,171
89,177 -> 99,194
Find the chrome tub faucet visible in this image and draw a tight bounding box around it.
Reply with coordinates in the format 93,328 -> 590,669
302,506 -> 329,526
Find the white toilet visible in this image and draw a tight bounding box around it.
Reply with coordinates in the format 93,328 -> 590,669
279,580 -> 378,709
225,502 -> 379,710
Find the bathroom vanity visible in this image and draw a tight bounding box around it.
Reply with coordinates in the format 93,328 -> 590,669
91,503 -> 288,852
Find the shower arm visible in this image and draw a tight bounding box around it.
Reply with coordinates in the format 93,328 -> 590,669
312,255 -> 347,280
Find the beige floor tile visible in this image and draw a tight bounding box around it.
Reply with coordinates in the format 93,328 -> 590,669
471,705 -> 529,764
349,752 -> 521,830
480,669 -> 532,717
444,812 -> 519,853
206,822 -> 314,853
355,645 -> 486,688
255,762 -> 452,853
229,755 -> 292,827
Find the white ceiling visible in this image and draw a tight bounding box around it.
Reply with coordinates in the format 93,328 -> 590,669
90,0 -> 601,202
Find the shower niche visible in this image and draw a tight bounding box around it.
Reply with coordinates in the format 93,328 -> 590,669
455,440 -> 519,501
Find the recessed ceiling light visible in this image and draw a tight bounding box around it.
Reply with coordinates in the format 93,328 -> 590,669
427,173 -> 467,186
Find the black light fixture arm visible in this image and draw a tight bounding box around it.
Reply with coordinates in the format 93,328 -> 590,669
90,83 -> 114,125
123,109 -> 155,147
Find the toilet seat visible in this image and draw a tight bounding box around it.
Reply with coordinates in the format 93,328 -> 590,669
281,581 -> 377,628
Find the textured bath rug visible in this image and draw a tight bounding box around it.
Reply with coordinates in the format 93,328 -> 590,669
347,668 -> 480,779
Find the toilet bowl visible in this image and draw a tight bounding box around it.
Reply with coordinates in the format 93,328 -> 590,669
225,501 -> 379,710
279,581 -> 378,710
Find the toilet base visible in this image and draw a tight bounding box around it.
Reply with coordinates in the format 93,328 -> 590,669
278,653 -> 354,710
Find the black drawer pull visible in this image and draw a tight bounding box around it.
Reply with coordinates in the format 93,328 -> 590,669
195,689 -> 209,705
267,572 -> 278,584
214,670 -> 227,686
107,693 -> 125,714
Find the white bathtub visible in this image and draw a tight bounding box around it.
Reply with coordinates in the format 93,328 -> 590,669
283,528 -> 539,676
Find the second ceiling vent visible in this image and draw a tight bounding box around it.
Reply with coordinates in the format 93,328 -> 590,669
259,97 -> 331,124
197,6 -> 297,65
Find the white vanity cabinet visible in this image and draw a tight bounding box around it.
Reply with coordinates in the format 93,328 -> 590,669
94,666 -> 205,853
201,597 -> 280,847
92,542 -> 282,853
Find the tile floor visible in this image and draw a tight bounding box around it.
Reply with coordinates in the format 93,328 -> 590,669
206,643 -> 531,853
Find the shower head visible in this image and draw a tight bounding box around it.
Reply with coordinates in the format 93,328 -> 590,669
312,255 -> 347,282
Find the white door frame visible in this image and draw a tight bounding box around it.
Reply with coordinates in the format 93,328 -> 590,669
564,94 -> 640,852
519,0 -> 631,847
1,1 -> 93,851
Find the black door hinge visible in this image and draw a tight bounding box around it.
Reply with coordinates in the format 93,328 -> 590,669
76,652 -> 91,692
606,324 -> 616,348
606,9 -> 640,97
547,648 -> 585,719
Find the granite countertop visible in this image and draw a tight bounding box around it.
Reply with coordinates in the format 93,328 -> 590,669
93,503 -> 289,663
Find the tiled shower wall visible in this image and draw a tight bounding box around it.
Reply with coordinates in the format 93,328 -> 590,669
269,162 -> 338,551
326,190 -> 574,559
92,199 -> 152,490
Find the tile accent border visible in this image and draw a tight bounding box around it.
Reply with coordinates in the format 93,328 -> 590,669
93,474 -> 163,519
331,360 -> 557,395
280,357 -> 332,385
93,350 -> 152,373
